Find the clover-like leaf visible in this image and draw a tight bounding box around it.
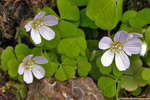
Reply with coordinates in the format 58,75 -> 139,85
129,17 -> 147,28
15,43 -> 31,57
57,0 -> 80,21
98,76 -> 116,98
1,47 -> 16,71
96,57 -> 112,75
76,56 -> 91,77
7,59 -> 19,78
122,59 -> 147,91
80,8 -> 97,29
136,8 -> 150,23
121,10 -> 137,23
55,65 -> 75,81
86,0 -> 118,30
57,37 -> 87,58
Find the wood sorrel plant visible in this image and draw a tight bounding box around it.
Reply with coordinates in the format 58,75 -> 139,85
1,0 -> 150,99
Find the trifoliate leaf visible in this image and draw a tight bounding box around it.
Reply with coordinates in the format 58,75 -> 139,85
57,0 -> 79,21
57,37 -> 87,58
55,66 -> 75,81
121,75 -> 138,91
89,62 -> 102,81
129,17 -> 147,28
96,57 -> 112,75
121,10 -> 137,23
98,76 -> 116,98
15,43 -> 30,57
86,0 -> 118,30
43,29 -> 61,50
141,68 -> 150,81
80,8 -> 97,29
112,63 -> 123,77
1,47 -> 16,71
131,87 -> 142,96
136,8 -> 150,23
42,62 -> 58,78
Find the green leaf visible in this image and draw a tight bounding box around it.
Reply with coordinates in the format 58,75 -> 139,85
84,28 -> 99,39
136,8 -> 150,23
55,66 -> 75,81
69,0 -> 89,6
119,23 -> 130,31
57,38 -> 79,58
8,69 -> 18,78
19,84 -> 27,99
31,47 -> 42,56
96,57 -> 112,75
145,26 -> 150,51
1,47 -> 16,71
36,7 -> 58,17
57,37 -> 87,58
121,75 -> 138,91
43,62 -> 58,78
80,8 -> 97,29
129,17 -> 147,28
113,63 -> 123,77
131,87 -> 142,96
122,59 -> 147,91
15,43 -> 30,57
57,20 -> 78,38
61,56 -> 77,69
89,62 -> 102,81
77,60 -> 91,77
121,10 -> 137,23
117,0 -> 123,21
43,29 -> 61,50
141,68 -> 150,81
87,40 -> 99,52
35,98 -> 44,100
98,76 -> 116,98
57,0 -> 80,21
86,0 -> 118,30
7,59 -> 19,69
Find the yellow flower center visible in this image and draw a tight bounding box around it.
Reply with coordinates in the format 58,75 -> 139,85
32,19 -> 43,30
110,41 -> 124,53
24,59 -> 35,71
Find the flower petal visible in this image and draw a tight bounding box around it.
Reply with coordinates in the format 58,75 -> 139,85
32,64 -> 45,79
23,70 -> 33,84
18,63 -> 25,75
34,11 -> 46,20
114,31 -> 128,43
23,54 -> 34,62
140,42 -> 147,56
42,15 -> 58,26
31,29 -> 41,44
24,21 -> 33,32
39,26 -> 55,40
115,51 -> 130,71
99,37 -> 113,50
123,38 -> 142,56
129,33 -> 143,38
101,49 -> 114,66
33,56 -> 48,64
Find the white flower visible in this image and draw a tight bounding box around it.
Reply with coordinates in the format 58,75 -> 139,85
140,41 -> 147,56
99,31 -> 142,71
18,54 -> 48,84
24,11 -> 58,44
